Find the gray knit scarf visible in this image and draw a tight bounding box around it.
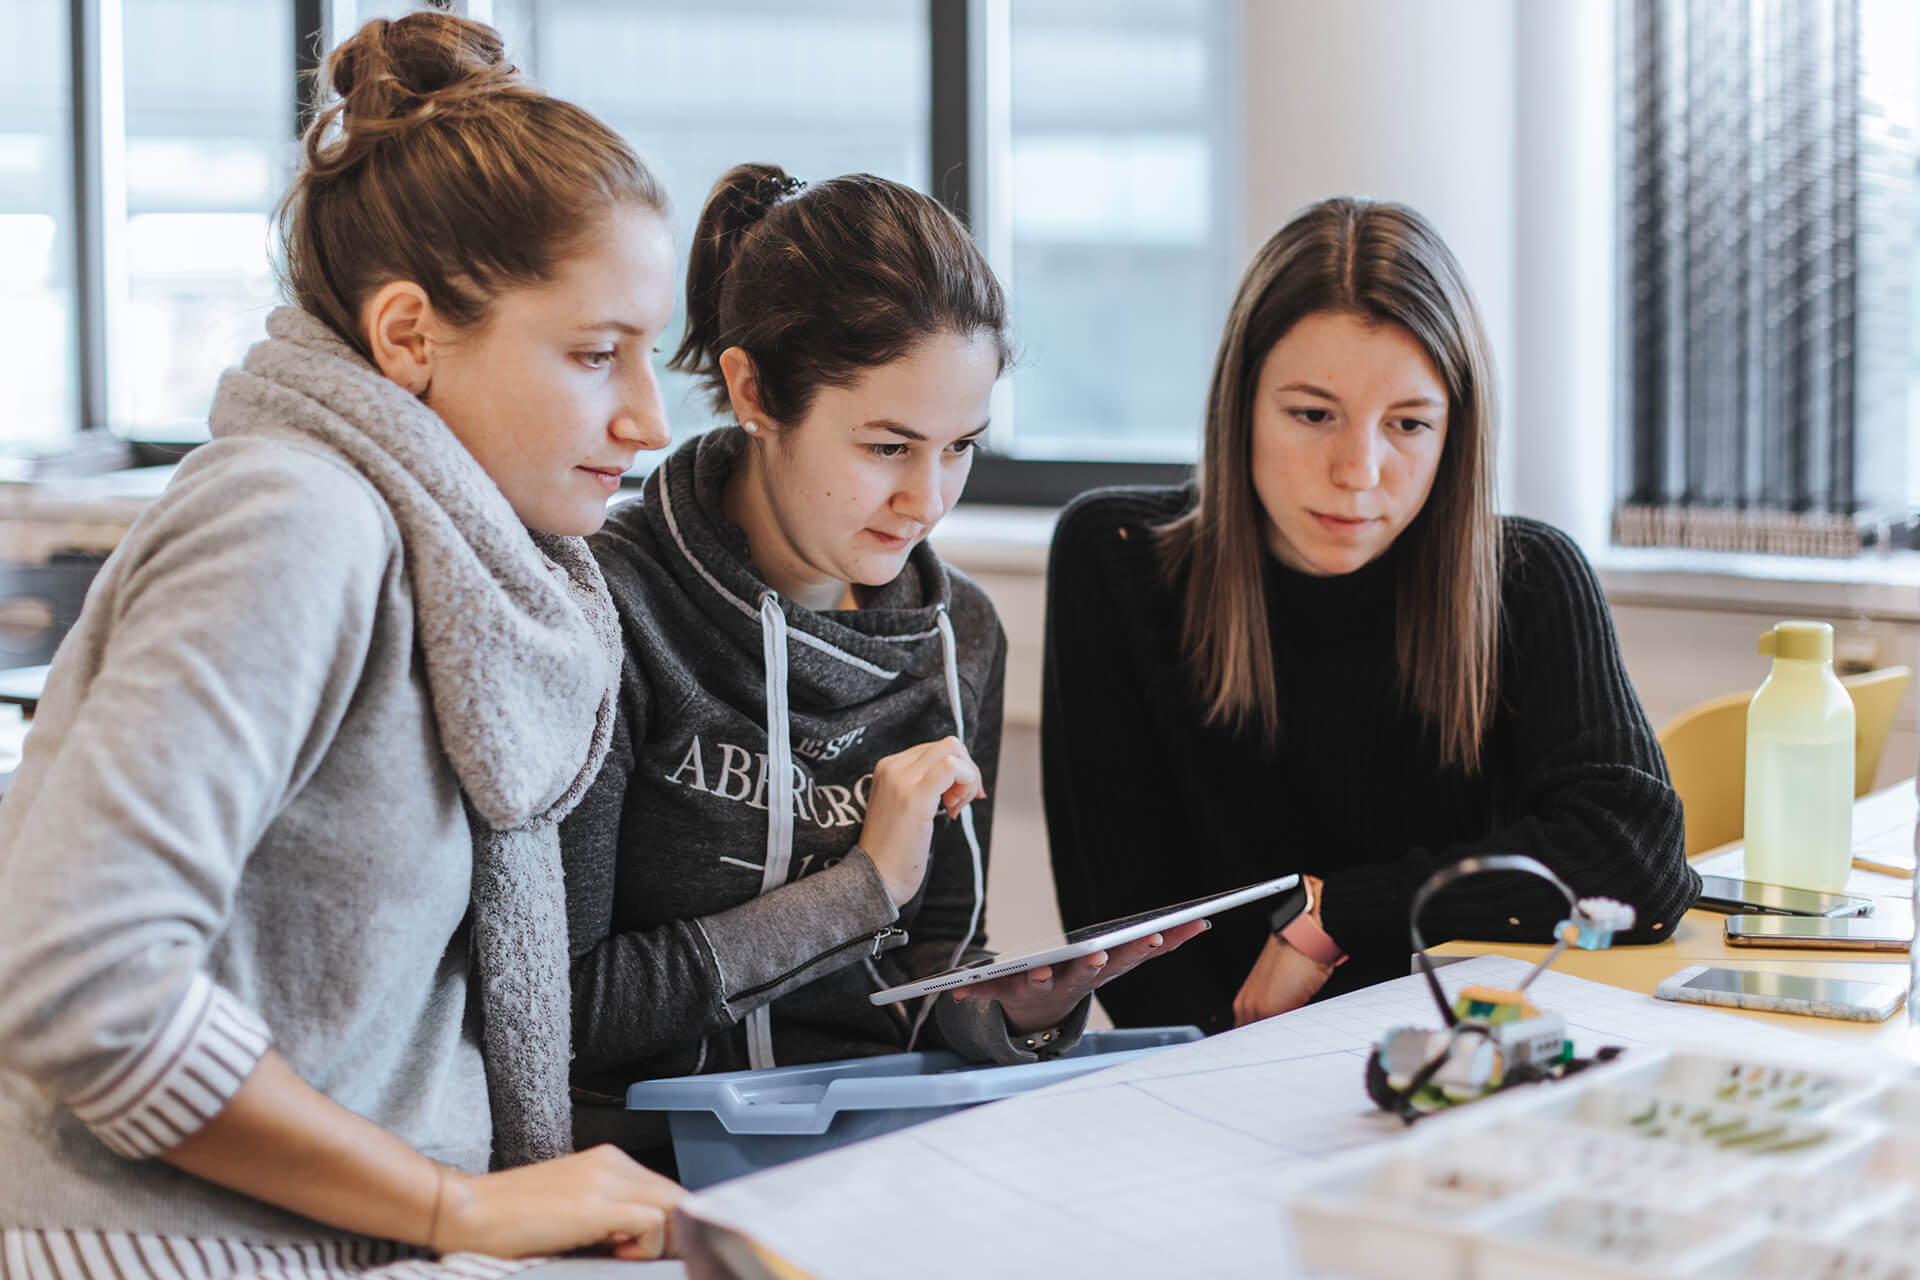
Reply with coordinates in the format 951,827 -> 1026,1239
207,306 -> 621,1167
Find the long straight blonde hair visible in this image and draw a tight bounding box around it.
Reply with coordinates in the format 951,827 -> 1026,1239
1158,197 -> 1502,773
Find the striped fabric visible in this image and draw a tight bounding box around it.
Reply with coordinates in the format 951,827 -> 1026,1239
5,976 -> 541,1280
65,974 -> 271,1160
0,1233 -> 538,1280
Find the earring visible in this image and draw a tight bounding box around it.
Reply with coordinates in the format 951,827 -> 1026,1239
742,421 -> 760,434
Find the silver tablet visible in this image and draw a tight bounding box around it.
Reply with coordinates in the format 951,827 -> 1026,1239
867,875 -> 1299,1005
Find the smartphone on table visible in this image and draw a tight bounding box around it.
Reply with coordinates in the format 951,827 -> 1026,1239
1725,915 -> 1912,951
1655,965 -> 1905,1022
1693,874 -> 1874,918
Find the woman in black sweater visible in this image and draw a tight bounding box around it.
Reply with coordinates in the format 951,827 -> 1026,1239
1041,197 -> 1699,1034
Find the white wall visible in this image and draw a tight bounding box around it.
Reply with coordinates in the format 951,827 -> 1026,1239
1510,0 -> 1617,550
1237,0 -> 1521,504
1235,0 -> 1611,544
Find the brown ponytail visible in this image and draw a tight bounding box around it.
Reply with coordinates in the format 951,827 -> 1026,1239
669,163 -> 1009,424
277,11 -> 666,359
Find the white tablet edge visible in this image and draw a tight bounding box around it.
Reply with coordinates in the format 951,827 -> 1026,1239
866,874 -> 1300,1006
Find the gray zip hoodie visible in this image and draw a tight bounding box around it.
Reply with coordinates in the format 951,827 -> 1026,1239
562,428 -> 1085,1095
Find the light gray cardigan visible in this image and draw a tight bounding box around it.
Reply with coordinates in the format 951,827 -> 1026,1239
0,309 -> 618,1240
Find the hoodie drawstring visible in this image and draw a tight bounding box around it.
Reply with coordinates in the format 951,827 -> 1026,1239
746,592 -> 796,1070
743,598 -> 985,1068
906,606 -> 985,1051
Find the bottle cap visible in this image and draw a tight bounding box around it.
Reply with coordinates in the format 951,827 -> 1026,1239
1758,620 -> 1833,661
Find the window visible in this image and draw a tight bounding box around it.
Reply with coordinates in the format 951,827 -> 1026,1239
0,0 -> 76,445
0,0 -> 290,447
1616,0 -> 1918,556
121,0 -> 292,438
19,0 -> 1235,507
992,0 -> 1234,464
519,0 -> 931,429
322,0 -> 930,438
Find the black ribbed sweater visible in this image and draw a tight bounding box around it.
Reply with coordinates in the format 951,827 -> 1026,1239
1041,486 -> 1700,1034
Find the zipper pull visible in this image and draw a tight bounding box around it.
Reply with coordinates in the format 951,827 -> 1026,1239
870,925 -> 907,957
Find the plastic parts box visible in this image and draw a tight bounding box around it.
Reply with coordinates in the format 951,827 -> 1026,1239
625,1026 -> 1202,1188
1287,1047 -> 1920,1280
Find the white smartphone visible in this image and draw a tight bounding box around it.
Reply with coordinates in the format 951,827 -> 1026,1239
1693,874 -> 1874,918
1654,964 -> 1906,1022
1725,915 -> 1913,951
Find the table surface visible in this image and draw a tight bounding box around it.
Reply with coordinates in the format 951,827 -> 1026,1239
1434,779 -> 1918,1051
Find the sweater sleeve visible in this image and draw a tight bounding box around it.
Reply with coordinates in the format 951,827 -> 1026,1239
66,972 -> 273,1158
0,444 -> 389,1155
562,675 -> 902,1076
1040,495 -> 1240,1030
874,612 -> 1092,1065
903,611 -> 1007,965
1317,521 -> 1700,956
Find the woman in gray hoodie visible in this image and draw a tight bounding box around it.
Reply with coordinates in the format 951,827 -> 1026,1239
562,166 -> 1200,1142
0,13 -> 682,1275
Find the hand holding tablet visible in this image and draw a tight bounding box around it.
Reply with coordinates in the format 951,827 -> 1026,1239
868,875 -> 1299,1006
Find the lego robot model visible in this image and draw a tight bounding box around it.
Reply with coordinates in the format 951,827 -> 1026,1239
1366,854 -> 1636,1122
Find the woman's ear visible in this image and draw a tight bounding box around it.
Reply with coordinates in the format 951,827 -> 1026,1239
718,346 -> 771,430
360,281 -> 440,397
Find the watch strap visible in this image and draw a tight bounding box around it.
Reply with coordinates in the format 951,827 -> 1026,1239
1281,909 -> 1345,967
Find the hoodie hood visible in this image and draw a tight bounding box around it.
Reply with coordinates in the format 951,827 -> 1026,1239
636,427 -> 968,712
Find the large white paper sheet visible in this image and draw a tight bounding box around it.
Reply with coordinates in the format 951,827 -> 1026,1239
682,954 -> 1853,1279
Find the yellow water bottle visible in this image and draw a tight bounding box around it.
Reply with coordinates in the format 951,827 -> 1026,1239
1743,621 -> 1854,891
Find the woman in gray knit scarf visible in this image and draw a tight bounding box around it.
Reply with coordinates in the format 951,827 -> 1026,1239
0,12 -> 683,1275
561,164 -> 1205,1162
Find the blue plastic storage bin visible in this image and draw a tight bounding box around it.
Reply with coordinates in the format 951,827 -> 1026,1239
626,1026 -> 1201,1188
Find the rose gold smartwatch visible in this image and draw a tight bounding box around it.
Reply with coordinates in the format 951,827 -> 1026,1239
1271,878 -> 1345,967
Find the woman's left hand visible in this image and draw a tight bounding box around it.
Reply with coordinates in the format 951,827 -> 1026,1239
1230,934 -> 1335,1027
952,919 -> 1210,1034
1232,873 -> 1337,1026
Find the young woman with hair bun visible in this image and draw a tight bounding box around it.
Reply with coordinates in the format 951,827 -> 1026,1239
1043,197 -> 1698,1034
0,11 -> 685,1272
561,163 -> 1198,1159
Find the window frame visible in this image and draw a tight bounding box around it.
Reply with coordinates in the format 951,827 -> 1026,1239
66,0 -> 1201,504
925,0 -> 1201,504
50,0 -> 315,446
68,0 -> 120,440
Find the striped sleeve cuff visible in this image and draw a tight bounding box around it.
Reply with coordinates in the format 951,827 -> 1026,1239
64,973 -> 272,1159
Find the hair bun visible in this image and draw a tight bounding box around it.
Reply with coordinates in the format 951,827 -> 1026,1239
754,170 -> 807,205
327,10 -> 521,132
720,163 -> 806,229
